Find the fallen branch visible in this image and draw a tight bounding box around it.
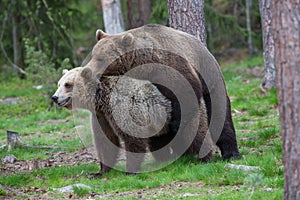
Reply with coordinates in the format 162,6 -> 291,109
1,131 -> 59,151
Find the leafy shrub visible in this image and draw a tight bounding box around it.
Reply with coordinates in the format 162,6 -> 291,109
24,38 -> 72,102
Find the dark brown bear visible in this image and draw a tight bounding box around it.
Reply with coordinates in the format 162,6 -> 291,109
84,24 -> 241,160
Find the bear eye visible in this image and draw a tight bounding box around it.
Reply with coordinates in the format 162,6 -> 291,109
64,83 -> 72,89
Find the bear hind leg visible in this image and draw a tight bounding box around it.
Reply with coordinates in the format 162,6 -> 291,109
149,133 -> 175,162
204,94 -> 241,160
216,96 -> 241,160
123,138 -> 147,175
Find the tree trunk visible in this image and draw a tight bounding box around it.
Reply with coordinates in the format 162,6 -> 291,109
272,1 -> 300,199
101,0 -> 124,34
127,0 -> 134,29
246,0 -> 255,55
137,0 -> 151,27
168,0 -> 206,45
11,0 -> 22,72
127,0 -> 152,29
259,0 -> 276,91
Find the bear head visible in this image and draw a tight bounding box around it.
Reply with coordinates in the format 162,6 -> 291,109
52,67 -> 83,109
84,29 -> 136,76
52,67 -> 99,111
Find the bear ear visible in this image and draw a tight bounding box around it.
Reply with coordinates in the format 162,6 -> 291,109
96,29 -> 108,41
62,69 -> 69,76
81,68 -> 92,80
122,33 -> 134,46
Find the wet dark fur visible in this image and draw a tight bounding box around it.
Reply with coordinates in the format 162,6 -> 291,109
87,24 -> 240,160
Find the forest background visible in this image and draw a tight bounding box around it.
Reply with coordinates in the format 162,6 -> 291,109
0,0 -> 262,74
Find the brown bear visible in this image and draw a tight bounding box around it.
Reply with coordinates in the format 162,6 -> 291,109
83,24 -> 241,160
52,67 -> 214,176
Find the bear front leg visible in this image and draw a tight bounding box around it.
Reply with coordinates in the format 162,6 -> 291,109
123,139 -> 146,175
89,113 -> 120,178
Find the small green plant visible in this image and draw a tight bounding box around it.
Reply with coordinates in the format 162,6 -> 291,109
258,128 -> 279,140
72,186 -> 90,197
248,109 -> 269,117
0,187 -> 8,196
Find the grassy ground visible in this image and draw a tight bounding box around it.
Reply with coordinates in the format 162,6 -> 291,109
0,56 -> 283,199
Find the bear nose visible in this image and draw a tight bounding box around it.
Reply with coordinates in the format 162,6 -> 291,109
51,95 -> 58,103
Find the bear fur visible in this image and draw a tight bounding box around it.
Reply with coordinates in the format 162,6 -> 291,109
84,24 -> 240,160
52,67 -> 213,176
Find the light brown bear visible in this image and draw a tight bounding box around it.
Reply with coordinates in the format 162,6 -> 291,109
84,24 -> 240,160
52,67 -> 213,177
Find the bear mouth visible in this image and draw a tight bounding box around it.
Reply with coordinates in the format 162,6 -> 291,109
58,97 -> 71,107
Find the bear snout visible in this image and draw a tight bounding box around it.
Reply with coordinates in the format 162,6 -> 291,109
51,95 -> 58,103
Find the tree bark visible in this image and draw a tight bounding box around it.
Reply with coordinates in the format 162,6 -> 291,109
259,0 -> 276,91
127,0 -> 134,29
11,0 -> 22,71
127,0 -> 152,29
246,0 -> 255,55
101,0 -> 125,34
168,0 -> 206,45
272,1 -> 300,199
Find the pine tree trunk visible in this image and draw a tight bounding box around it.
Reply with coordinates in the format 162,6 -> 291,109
246,0 -> 255,55
136,0 -> 151,26
272,1 -> 300,199
167,0 -> 206,45
127,0 -> 152,29
259,0 -> 276,91
101,0 -> 124,34
11,0 -> 22,72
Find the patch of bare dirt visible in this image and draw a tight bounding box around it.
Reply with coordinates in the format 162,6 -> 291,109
1,181 -> 224,200
91,181 -> 206,199
0,147 -> 98,175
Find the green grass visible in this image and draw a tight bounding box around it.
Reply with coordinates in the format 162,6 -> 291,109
0,56 -> 283,199
73,186 -> 90,197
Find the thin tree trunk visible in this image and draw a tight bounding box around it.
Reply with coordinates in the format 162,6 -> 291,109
101,0 -> 124,34
12,0 -> 22,72
259,0 -> 276,91
127,0 -> 134,29
127,0 -> 151,29
137,0 -> 151,26
246,0 -> 255,55
272,1 -> 300,199
168,0 -> 206,45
